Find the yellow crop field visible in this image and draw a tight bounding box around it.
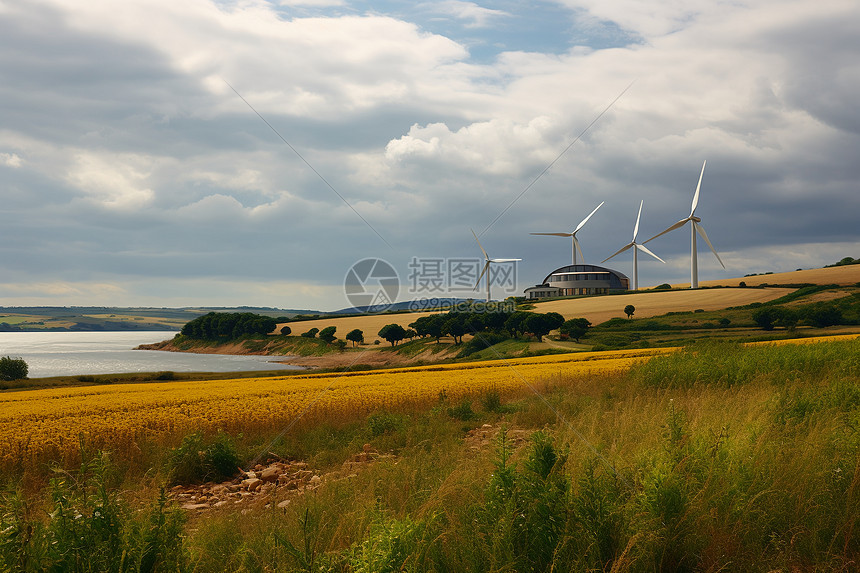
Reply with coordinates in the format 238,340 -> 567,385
3,335 -> 856,473
0,348 -> 665,472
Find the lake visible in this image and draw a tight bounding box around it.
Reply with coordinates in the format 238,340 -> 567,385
0,331 -> 303,378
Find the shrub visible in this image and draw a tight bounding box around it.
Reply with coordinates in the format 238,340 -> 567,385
166,431 -> 241,485
280,325 -> 292,336
448,400 -> 476,421
0,356 -> 28,381
367,412 -> 403,436
155,371 -> 175,380
319,326 -> 337,344
301,328 -> 319,338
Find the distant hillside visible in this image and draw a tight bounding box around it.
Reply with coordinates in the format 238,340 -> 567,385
676,263 -> 860,289
0,306 -> 322,332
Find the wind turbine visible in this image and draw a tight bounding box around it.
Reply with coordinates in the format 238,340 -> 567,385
472,229 -> 521,302
601,200 -> 665,290
530,201 -> 604,265
644,160 -> 724,289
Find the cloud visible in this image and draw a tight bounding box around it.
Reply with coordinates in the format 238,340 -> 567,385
428,1 -> 511,29
0,153 -> 22,168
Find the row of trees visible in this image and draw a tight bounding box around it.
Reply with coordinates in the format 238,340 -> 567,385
181,312 -> 278,340
753,302 -> 846,331
375,310 -> 586,346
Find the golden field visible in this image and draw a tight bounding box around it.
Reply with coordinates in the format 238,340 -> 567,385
3,334 -> 858,474
273,266 -> 860,341
531,285 -> 793,323
0,347 -> 666,473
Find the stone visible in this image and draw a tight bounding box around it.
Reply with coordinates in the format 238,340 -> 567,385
309,475 -> 321,484
181,503 -> 209,511
260,467 -> 280,483
242,478 -> 263,492
277,499 -> 291,509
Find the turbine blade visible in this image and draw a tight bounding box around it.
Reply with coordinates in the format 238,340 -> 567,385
694,222 -> 725,268
490,258 -> 522,263
601,242 -> 634,263
633,200 -> 643,241
691,160 -> 706,216
471,228 -> 489,261
530,232 -> 574,237
637,243 -> 666,264
644,218 -> 689,243
474,261 -> 490,289
574,201 -> 604,233
574,236 -> 586,263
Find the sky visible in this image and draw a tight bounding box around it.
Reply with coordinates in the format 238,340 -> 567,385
1,0 -> 859,311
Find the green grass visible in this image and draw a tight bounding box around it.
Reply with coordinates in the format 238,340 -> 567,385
4,338 -> 860,571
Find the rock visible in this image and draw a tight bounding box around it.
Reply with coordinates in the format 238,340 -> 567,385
277,499 -> 291,509
254,464 -> 264,471
242,478 -> 263,492
260,467 -> 280,483
310,475 -> 321,484
213,500 -> 229,508
285,480 -> 299,490
181,503 -> 209,510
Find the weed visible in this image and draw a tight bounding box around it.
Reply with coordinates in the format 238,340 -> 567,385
165,431 -> 241,485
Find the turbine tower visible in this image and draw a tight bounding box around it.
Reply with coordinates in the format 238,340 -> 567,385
530,201 -> 604,265
472,230 -> 521,302
644,160 -> 724,289
601,200 -> 665,291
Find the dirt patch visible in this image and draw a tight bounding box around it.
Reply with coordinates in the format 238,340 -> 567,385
171,445 -> 393,514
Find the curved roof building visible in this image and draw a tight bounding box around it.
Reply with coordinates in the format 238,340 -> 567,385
524,264 -> 630,299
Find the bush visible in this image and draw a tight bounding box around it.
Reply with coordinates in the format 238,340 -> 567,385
0,356 -> 28,381
301,327 -> 319,338
155,371 -> 175,380
280,325 -> 292,336
448,400 -> 476,421
166,431 -> 241,485
319,326 -> 337,344
367,412 -> 403,436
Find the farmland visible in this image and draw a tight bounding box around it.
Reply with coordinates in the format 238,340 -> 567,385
0,347 -> 664,474
2,334 -> 860,571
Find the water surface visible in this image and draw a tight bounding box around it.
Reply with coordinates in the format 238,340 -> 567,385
0,331 -> 301,378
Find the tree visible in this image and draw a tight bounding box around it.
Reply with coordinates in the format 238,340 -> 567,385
752,307 -> 780,331
624,305 -> 635,319
378,323 -> 407,346
443,315 -> 466,345
300,327 -> 319,338
280,325 -> 292,336
559,318 -> 591,342
405,328 -> 417,341
523,312 -> 565,342
806,304 -> 843,327
504,311 -> 531,338
410,315 -> 445,342
0,356 -> 28,381
346,328 -> 364,347
318,326 -> 337,343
